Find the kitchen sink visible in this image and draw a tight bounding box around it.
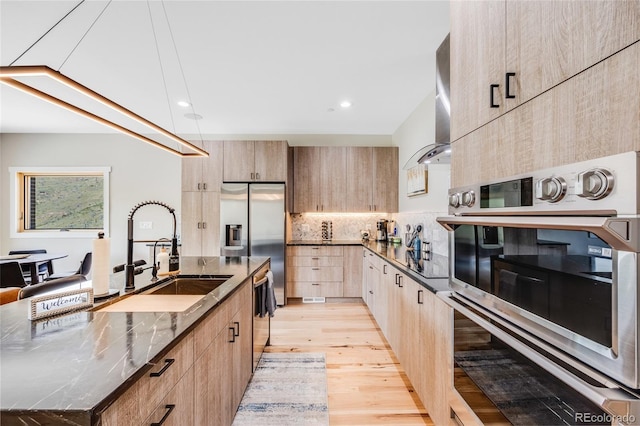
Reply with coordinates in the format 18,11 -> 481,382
142,276 -> 232,295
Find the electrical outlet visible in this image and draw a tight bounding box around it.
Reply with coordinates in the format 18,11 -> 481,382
139,221 -> 153,229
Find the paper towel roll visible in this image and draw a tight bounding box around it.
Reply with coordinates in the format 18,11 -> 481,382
92,232 -> 110,296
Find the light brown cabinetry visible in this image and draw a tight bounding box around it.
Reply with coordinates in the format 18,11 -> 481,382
223,140 -> 288,182
345,147 -> 398,213
451,42 -> 640,187
181,141 -> 223,257
292,147 -> 347,212
293,146 -> 398,213
450,0 -> 640,142
362,248 -> 453,426
101,333 -> 195,425
342,246 -> 363,297
287,246 -> 344,298
194,280 -> 252,426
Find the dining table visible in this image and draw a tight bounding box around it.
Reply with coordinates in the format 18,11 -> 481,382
0,253 -> 68,284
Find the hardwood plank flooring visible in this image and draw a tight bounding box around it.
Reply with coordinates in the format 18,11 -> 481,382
265,300 -> 433,425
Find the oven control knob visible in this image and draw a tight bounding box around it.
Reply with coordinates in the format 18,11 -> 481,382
576,168 -> 614,200
461,190 -> 476,207
449,193 -> 462,208
535,177 -> 566,203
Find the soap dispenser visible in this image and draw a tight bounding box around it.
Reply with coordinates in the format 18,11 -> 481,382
158,247 -> 170,275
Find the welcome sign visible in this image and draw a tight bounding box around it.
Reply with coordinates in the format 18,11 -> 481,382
29,288 -> 94,321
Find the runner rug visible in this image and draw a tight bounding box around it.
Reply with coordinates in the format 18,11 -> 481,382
232,352 -> 329,425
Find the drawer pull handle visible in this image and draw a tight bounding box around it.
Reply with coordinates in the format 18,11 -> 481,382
312,267 -> 320,270
418,289 -> 424,305
229,326 -> 236,343
233,321 -> 240,337
150,359 -> 175,377
202,183 -> 208,190
383,264 -> 387,274
312,247 -> 319,250
312,283 -> 320,285
311,257 -> 319,260
151,404 -> 175,426
398,276 -> 403,288
490,84 -> 500,108
505,72 -> 516,99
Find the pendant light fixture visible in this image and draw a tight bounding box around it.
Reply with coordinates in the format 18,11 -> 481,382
0,1 -> 209,158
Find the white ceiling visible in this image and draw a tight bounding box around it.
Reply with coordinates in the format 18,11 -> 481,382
0,0 -> 450,137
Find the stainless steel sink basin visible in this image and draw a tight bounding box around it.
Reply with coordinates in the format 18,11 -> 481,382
142,276 -> 232,295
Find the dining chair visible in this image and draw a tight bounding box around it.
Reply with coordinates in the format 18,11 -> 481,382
8,249 -> 52,282
0,262 -> 28,288
46,252 -> 92,280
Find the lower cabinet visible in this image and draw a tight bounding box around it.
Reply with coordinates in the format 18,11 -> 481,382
362,248 -> 452,426
101,280 -> 253,426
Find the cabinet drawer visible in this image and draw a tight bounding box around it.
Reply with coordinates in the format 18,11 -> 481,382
288,266 -> 343,282
137,333 -> 194,421
289,256 -> 343,267
194,301 -> 230,358
289,281 -> 343,297
102,333 -> 194,425
143,367 -> 194,426
289,246 -> 343,257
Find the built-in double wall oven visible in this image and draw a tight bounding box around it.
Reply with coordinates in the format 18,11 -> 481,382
438,151 -> 640,425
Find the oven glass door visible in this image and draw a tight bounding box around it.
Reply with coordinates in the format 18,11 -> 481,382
452,224 -> 613,349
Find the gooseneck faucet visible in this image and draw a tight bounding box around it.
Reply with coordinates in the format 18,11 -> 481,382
125,200 -> 178,291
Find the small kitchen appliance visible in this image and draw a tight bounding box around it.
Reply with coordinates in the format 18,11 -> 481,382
376,219 -> 388,241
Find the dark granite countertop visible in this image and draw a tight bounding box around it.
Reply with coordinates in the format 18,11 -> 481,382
0,255 -> 269,423
287,239 -> 363,246
362,240 -> 450,293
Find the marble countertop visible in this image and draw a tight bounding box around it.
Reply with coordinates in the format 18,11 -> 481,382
362,240 -> 451,293
0,256 -> 269,422
287,239 -> 363,246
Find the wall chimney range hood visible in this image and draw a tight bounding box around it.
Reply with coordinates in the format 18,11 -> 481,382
403,34 -> 450,170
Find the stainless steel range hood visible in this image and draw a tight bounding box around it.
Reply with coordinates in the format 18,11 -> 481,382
404,34 -> 450,170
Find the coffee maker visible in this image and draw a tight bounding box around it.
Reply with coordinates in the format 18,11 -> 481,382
376,219 -> 388,241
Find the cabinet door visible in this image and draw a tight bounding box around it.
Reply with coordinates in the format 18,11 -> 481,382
201,140 -> 224,191
181,192 -> 203,257
201,191 -> 220,256
182,156 -> 204,192
194,325 -> 234,426
345,147 -> 373,212
372,147 -> 398,212
343,246 -> 363,297
506,0 -> 640,107
319,146 -> 347,212
223,140 -> 255,182
293,147 -> 321,212
255,140 -> 288,181
450,0 -> 506,142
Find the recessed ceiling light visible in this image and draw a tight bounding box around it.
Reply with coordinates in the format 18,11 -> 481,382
177,100 -> 190,108
184,113 -> 203,120
340,100 -> 352,108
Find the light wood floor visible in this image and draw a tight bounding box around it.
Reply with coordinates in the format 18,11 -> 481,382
265,300 -> 433,425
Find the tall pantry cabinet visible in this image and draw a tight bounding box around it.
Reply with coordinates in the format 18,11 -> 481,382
181,141 -> 224,256
450,0 -> 640,187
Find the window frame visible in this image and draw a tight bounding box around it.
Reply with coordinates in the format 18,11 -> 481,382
9,166 -> 111,239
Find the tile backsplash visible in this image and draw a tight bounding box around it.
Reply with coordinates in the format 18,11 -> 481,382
290,211 -> 449,257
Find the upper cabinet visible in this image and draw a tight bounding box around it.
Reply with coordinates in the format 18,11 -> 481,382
344,147 -> 398,213
223,140 -> 288,182
450,0 -> 640,142
293,146 -> 398,213
292,146 -> 347,212
181,140 -> 224,192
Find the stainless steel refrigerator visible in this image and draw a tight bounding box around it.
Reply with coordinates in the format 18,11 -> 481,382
220,183 -> 286,305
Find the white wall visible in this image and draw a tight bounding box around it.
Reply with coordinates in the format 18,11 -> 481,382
1,133 -> 181,275
392,89 -> 450,213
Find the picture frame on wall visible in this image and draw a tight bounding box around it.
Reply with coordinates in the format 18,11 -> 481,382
407,163 -> 428,196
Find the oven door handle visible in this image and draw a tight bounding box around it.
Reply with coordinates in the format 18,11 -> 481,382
439,292 -> 640,420
436,215 -> 638,252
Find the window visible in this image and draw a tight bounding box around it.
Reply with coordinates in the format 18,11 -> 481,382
10,167 -> 110,238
